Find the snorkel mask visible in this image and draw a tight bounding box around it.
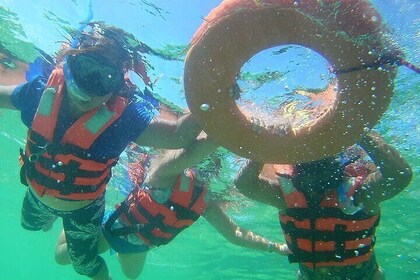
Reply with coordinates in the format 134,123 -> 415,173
61,21 -> 156,99
64,52 -> 125,97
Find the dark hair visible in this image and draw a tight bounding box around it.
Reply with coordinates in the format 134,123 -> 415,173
63,23 -> 133,67
60,22 -> 155,97
293,156 -> 344,194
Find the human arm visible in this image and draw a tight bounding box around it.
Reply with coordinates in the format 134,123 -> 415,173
234,160 -> 284,209
0,85 -> 19,109
203,199 -> 289,255
146,133 -> 219,187
0,77 -> 47,120
354,131 -> 413,209
135,112 -> 202,149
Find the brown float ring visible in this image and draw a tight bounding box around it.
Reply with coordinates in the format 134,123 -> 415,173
184,0 -> 396,164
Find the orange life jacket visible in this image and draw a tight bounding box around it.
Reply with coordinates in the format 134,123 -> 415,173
107,170 -> 207,246
279,167 -> 380,269
20,68 -> 128,200
127,153 -> 150,188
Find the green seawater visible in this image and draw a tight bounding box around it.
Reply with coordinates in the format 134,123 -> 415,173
0,98 -> 419,279
0,0 -> 419,279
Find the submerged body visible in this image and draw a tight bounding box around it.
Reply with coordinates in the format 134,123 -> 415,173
235,131 -> 412,280
57,136 -> 289,279
0,22 -> 201,280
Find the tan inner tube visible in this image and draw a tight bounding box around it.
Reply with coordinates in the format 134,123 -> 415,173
184,0 -> 396,164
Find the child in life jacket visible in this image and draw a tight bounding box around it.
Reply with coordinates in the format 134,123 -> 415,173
234,131 -> 412,280
0,21 -> 203,280
55,134 -> 290,279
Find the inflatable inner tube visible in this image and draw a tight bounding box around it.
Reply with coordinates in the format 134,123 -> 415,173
184,0 -> 397,164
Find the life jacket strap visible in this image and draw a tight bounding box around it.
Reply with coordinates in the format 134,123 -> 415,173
19,148 -> 31,186
281,220 -> 377,242
105,201 -> 146,236
287,241 -> 374,263
283,215 -> 380,264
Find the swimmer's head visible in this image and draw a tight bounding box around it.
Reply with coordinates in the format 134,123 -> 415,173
61,22 -> 153,96
292,156 -> 344,194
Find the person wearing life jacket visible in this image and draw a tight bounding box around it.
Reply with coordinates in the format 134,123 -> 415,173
55,136 -> 290,279
0,22 -> 202,280
235,131 -> 412,280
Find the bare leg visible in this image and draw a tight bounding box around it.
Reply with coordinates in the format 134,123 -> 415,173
55,230 -> 111,280
117,252 -> 147,279
98,232 -> 111,254
55,229 -> 110,265
373,267 -> 385,280
55,229 -> 71,265
90,263 -> 111,280
297,269 -> 304,280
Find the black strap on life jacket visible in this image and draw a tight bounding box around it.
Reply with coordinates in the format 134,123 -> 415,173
287,239 -> 375,263
162,180 -> 204,221
281,214 -> 380,264
126,197 -> 200,246
104,201 -> 146,236
32,154 -> 110,178
103,198 -> 192,246
110,184 -> 205,247
281,219 -> 378,242
20,151 -> 113,196
26,132 -> 119,178
19,148 -> 30,186
33,167 -> 111,195
28,130 -> 111,163
22,130 -> 118,195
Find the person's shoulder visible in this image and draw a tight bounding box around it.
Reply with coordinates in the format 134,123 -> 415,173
123,92 -> 156,122
12,75 -> 47,110
123,99 -> 153,122
15,75 -> 47,93
113,94 -> 155,140
126,91 -> 156,113
28,75 -> 48,87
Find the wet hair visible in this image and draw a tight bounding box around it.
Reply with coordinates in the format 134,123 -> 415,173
60,22 -> 154,97
293,156 -> 345,194
64,23 -> 137,68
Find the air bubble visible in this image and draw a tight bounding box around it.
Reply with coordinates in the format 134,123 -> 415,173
200,104 -> 210,111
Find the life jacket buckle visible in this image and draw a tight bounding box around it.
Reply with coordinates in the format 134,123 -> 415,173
29,154 -> 39,163
29,143 -> 50,162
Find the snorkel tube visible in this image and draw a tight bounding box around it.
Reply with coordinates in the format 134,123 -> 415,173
70,0 -> 93,48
